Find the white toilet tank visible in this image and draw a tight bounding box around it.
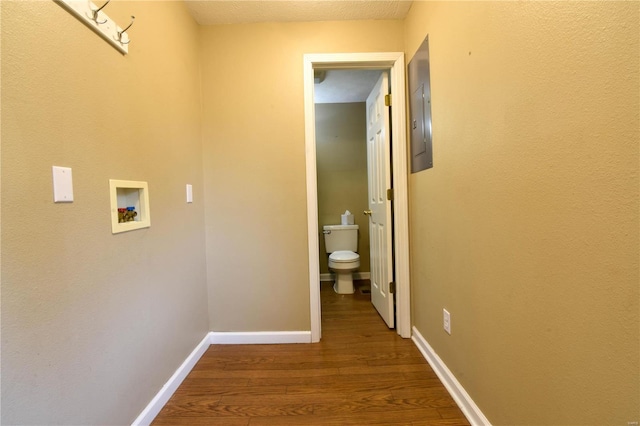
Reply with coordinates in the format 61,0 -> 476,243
323,224 -> 358,253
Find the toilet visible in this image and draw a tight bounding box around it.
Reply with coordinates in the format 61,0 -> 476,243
323,224 -> 360,294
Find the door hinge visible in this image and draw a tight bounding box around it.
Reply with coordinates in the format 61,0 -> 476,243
385,94 -> 392,107
387,188 -> 394,201
389,281 -> 396,294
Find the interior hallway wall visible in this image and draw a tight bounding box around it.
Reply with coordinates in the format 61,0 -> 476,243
315,102 -> 370,275
1,1 -> 209,424
404,2 -> 639,424
200,20 -> 403,331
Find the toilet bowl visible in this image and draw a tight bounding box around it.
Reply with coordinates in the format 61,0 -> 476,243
323,224 -> 360,294
328,250 -> 360,294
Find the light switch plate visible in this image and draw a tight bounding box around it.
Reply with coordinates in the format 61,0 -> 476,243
186,184 -> 193,203
52,166 -> 74,203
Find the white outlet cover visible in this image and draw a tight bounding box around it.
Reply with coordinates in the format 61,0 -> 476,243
443,308 -> 451,335
52,166 -> 74,203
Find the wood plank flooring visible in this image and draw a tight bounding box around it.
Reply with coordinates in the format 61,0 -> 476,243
152,280 -> 470,425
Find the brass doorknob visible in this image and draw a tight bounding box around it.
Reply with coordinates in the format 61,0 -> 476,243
363,210 -> 372,216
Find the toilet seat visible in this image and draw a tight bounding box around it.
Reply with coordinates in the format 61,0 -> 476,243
329,250 -> 359,263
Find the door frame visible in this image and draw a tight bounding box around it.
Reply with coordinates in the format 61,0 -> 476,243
303,52 -> 411,342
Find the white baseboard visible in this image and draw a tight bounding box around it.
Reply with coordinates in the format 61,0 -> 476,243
131,331 -> 212,426
411,326 -> 491,426
210,331 -> 311,344
320,272 -> 371,282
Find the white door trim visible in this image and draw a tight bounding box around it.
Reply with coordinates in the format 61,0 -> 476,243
303,52 -> 411,342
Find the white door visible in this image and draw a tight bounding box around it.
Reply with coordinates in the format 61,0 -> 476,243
366,72 -> 394,328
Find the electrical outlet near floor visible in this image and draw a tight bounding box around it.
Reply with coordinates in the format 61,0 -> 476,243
443,309 -> 451,335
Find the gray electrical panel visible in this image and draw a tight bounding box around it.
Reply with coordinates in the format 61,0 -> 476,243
408,36 -> 433,173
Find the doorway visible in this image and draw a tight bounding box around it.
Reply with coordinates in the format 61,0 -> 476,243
314,97 -> 372,285
303,52 -> 411,342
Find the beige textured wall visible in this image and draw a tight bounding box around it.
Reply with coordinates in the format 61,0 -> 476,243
200,20 -> 403,331
1,1 -> 208,424
316,103 -> 370,275
404,2 -> 639,425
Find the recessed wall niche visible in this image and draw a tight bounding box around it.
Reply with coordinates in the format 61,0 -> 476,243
109,179 -> 151,234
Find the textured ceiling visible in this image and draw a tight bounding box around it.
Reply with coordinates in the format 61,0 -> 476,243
314,69 -> 382,104
184,1 -> 412,25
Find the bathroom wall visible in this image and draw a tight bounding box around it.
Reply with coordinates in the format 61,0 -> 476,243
315,102 -> 371,275
404,2 -> 639,424
1,1 -> 209,424
200,20 -> 404,331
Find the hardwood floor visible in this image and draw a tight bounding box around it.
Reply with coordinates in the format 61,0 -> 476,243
152,280 -> 470,425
